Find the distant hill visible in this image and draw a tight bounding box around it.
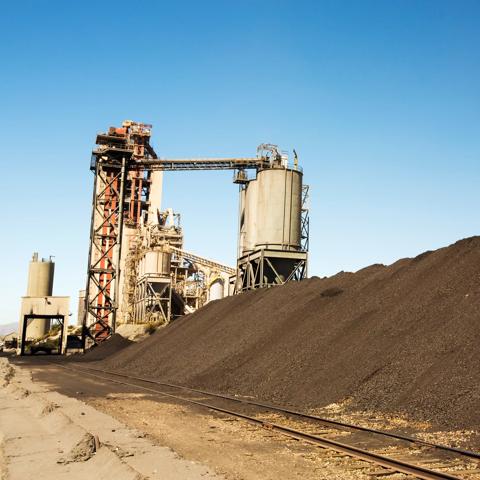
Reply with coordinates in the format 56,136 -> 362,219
0,322 -> 17,336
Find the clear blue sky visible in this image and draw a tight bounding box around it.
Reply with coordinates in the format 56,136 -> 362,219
1,0 -> 478,325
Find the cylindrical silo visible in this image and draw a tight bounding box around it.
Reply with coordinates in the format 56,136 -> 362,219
27,252 -> 54,296
26,252 -> 55,338
242,168 -> 302,252
144,250 -> 171,276
209,278 -> 224,301
77,289 -> 86,326
254,168 -> 302,251
238,187 -> 247,257
243,178 -> 258,253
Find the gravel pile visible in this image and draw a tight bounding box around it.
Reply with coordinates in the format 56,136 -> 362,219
102,237 -> 480,429
75,334 -> 132,362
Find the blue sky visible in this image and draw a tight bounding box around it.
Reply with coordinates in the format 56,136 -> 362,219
0,0 -> 478,325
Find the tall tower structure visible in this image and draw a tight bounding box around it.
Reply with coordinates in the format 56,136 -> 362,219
84,121 -> 161,341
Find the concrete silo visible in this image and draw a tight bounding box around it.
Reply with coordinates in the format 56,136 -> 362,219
208,278 -> 225,301
236,157 -> 308,292
77,290 -> 86,327
27,252 -> 54,297
254,167 -> 303,251
25,253 -> 55,338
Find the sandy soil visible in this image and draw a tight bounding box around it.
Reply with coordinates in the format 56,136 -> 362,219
0,358 -> 220,480
87,394 -> 408,480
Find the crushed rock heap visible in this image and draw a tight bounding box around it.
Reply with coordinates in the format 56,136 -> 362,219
74,334 -> 132,362
100,237 -> 480,429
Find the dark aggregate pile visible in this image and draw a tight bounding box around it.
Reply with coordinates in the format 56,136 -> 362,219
74,333 -> 132,362
102,237 -> 480,429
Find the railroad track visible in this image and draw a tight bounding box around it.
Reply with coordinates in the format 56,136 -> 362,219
45,361 -> 480,480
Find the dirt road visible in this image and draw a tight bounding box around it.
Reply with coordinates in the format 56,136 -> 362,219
0,357 -> 220,480
5,357 -> 424,480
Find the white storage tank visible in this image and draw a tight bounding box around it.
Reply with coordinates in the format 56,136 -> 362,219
209,278 -> 224,301
144,250 -> 171,276
238,187 -> 247,257
27,252 -> 54,296
255,167 -> 302,250
241,167 -> 302,253
25,252 -> 55,338
243,177 -> 258,254
77,289 -> 86,326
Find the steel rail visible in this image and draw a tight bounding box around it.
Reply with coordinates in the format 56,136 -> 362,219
47,361 -> 464,480
61,363 -> 480,461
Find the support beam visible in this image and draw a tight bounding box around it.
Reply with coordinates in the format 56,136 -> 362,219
235,249 -> 307,293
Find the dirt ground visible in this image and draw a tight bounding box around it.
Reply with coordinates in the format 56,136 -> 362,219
11,358 -> 478,480
0,358 -> 221,480
5,358 -> 402,480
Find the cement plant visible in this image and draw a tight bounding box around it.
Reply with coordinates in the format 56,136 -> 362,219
13,121 -> 309,355
1,4 -> 479,479
1,119 -> 479,480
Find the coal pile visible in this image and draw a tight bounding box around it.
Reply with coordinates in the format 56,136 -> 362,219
74,334 -> 132,362
102,237 -> 480,429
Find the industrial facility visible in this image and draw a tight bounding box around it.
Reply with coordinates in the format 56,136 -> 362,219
13,120 -> 309,351
9,124 -> 480,480
4,5 -> 479,479
83,121 -> 309,344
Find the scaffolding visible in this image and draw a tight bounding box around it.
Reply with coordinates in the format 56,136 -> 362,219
84,158 -> 126,340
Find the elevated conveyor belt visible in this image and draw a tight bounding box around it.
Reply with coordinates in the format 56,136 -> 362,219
170,247 -> 236,275
134,158 -> 267,171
